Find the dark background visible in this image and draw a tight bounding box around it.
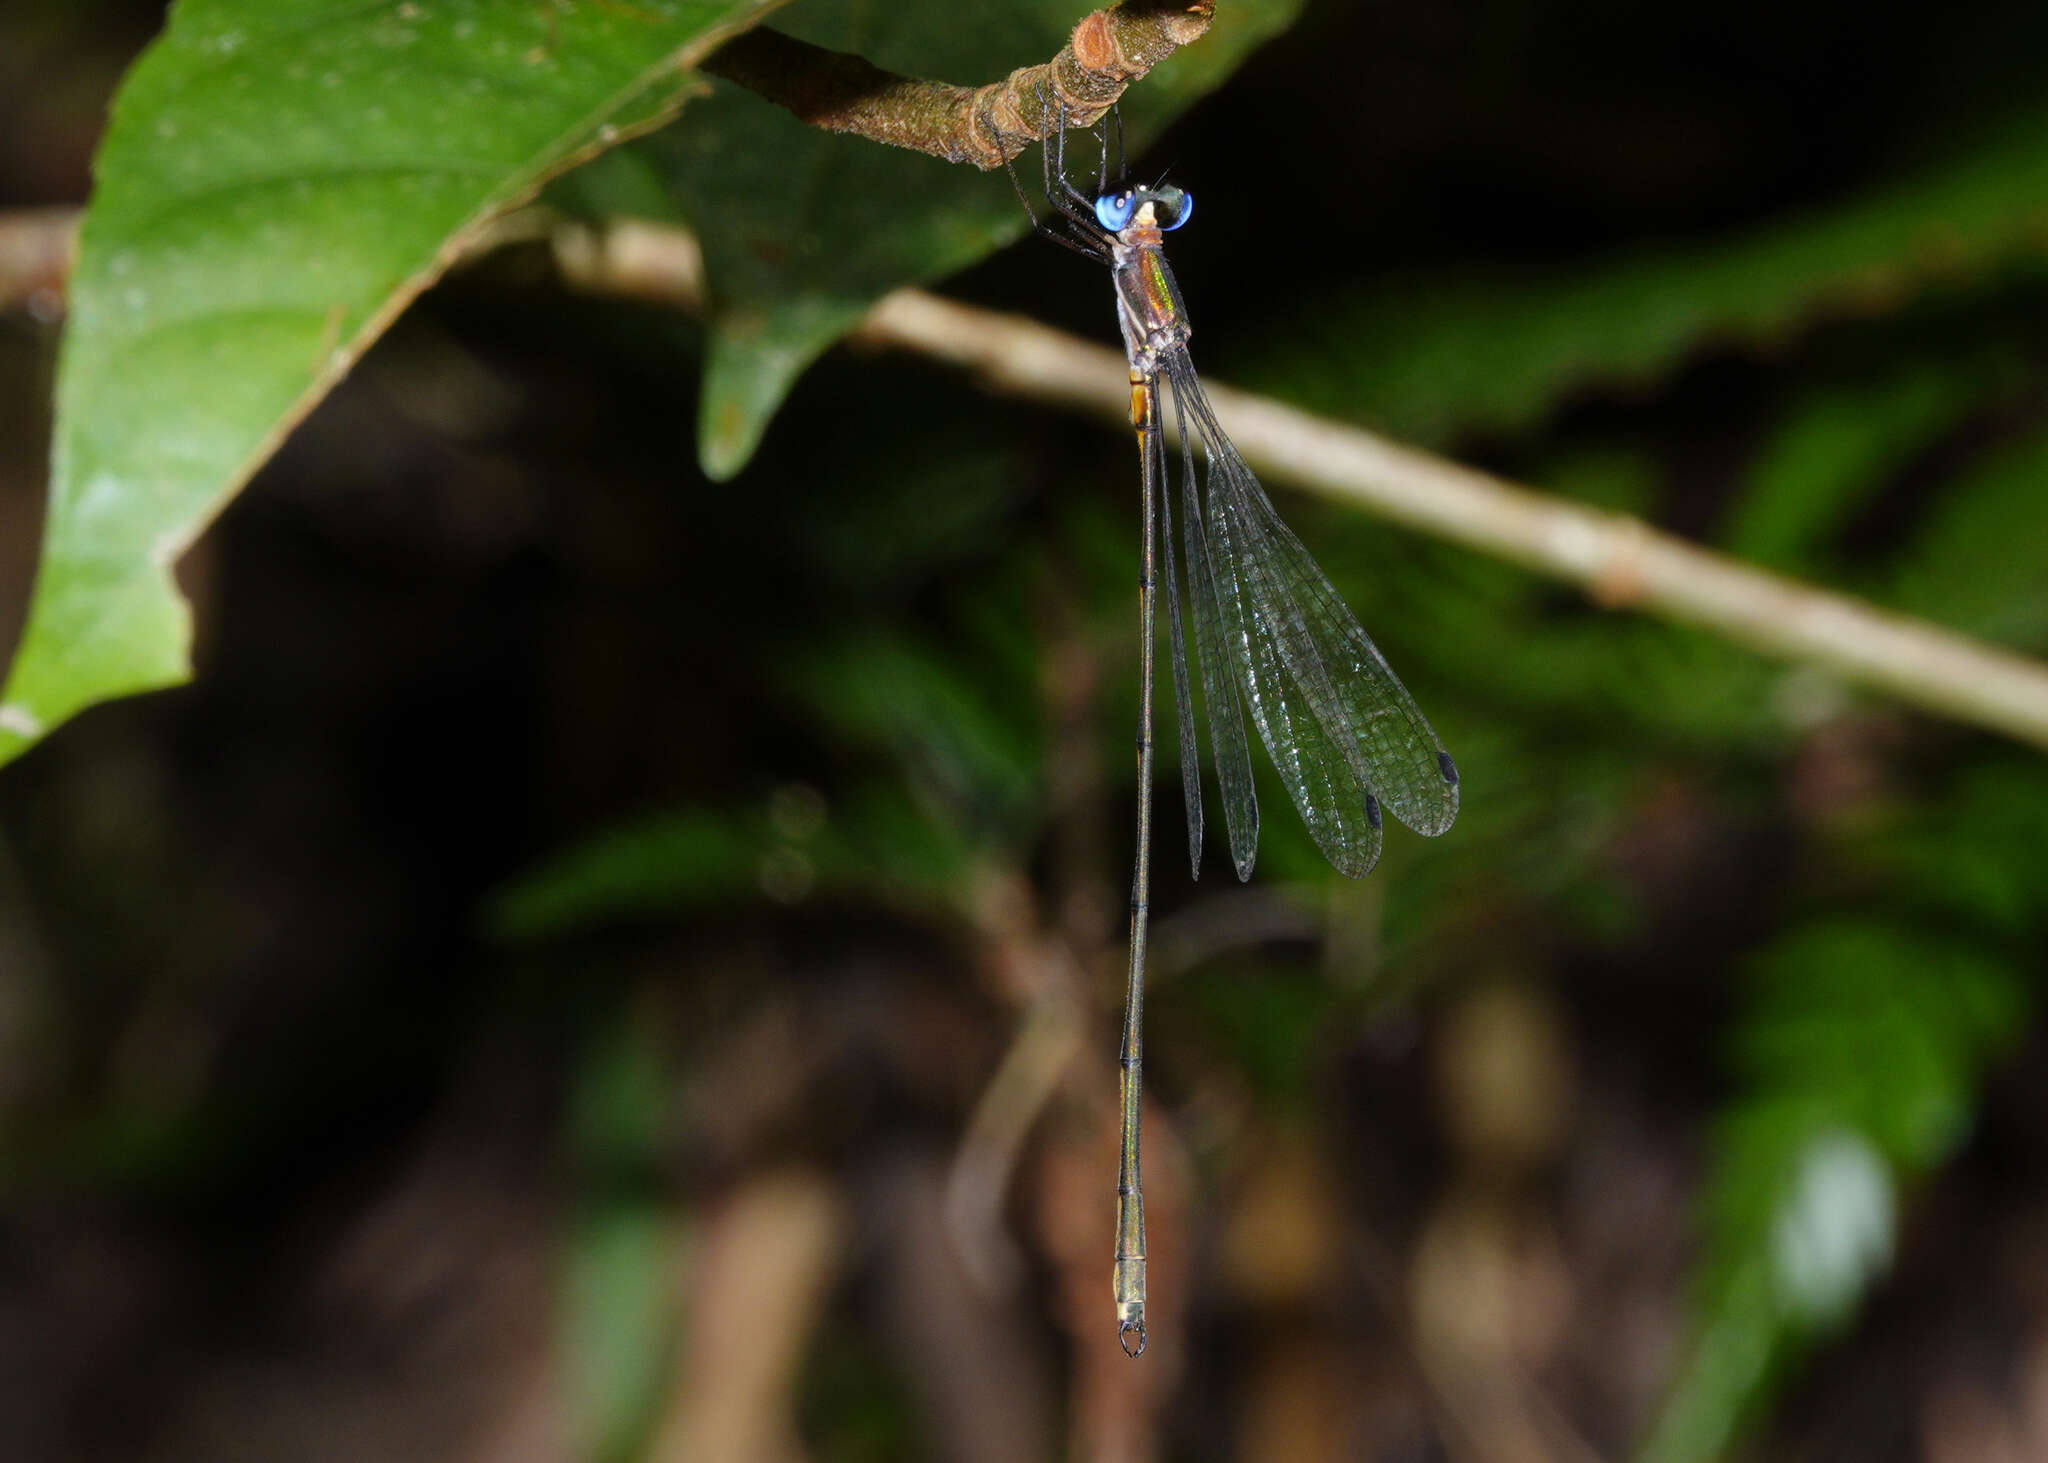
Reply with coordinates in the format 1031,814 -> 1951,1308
5,2 -> 2048,1460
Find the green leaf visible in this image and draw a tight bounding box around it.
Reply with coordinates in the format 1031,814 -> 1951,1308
636,0 -> 1309,479
1181,961 -> 1328,1104
561,1015 -> 689,1463
1253,109 -> 2048,447
487,809 -> 764,942
1852,763 -> 2048,932
1725,362 -> 1988,571
783,630 -> 1043,845
0,0 -> 787,768
488,780 -> 978,944
1891,426 -> 2048,648
562,1203 -> 681,1463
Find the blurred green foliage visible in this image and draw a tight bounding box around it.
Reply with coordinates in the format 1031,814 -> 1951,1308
0,0 -> 789,767
504,50 -> 2048,1463
1644,911 -> 2030,1462
9,3 -> 2048,1460
1250,109 -> 2048,450
561,1014 -> 688,1463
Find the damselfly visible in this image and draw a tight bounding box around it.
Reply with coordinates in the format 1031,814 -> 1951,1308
1006,101 -> 1460,1357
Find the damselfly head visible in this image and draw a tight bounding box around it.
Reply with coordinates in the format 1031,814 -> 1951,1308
1093,184 -> 1193,234
1094,188 -> 1138,231
1150,185 -> 1192,232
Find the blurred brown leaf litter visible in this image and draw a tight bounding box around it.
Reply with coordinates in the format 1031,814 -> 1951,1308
7,3 -> 2048,1462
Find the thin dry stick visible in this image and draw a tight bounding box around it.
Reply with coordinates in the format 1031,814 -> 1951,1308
14,203 -> 2048,752
700,2 -> 1215,169
0,208 -> 75,316
941,871 -> 1094,1300
863,290 -> 2048,751
546,218 -> 2048,754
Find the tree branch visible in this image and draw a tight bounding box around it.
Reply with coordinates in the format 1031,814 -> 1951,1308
13,203 -> 2048,751
698,2 -> 1215,169
547,218 -> 2048,753
0,208 -> 74,318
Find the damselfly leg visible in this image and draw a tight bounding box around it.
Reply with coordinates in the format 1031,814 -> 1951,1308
1003,95 -> 1462,1360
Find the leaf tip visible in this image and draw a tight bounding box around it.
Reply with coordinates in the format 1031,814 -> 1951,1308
699,391 -> 761,481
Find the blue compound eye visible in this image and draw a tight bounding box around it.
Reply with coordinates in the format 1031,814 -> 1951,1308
1094,189 -> 1136,231
1157,187 -> 1192,231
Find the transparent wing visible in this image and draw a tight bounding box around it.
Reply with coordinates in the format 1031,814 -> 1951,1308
1148,388 -> 1207,880
1168,355 -> 1459,860
1167,378 -> 1259,880
1254,510 -> 1460,835
1166,367 -> 1383,877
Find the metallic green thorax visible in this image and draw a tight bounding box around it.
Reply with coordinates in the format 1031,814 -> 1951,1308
1104,195 -> 1198,1359
1087,166 -> 1461,1365
1112,226 -> 1191,377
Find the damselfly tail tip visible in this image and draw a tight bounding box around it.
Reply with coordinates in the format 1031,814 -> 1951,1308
1119,1314 -> 1148,1358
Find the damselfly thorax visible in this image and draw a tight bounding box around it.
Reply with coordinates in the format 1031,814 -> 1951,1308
1000,98 -> 1458,1359
1108,225 -> 1192,375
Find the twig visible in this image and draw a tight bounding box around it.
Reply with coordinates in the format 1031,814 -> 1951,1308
699,2 -> 1216,169
548,217 -> 2048,754
647,1169 -> 846,1463
15,203 -> 2048,751
943,872 -> 1092,1297
0,208 -> 74,318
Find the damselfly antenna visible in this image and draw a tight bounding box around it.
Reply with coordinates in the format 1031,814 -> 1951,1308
1006,92 -> 1461,1361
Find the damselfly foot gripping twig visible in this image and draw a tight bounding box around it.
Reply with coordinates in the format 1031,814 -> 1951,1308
1002,95 -> 1461,1360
